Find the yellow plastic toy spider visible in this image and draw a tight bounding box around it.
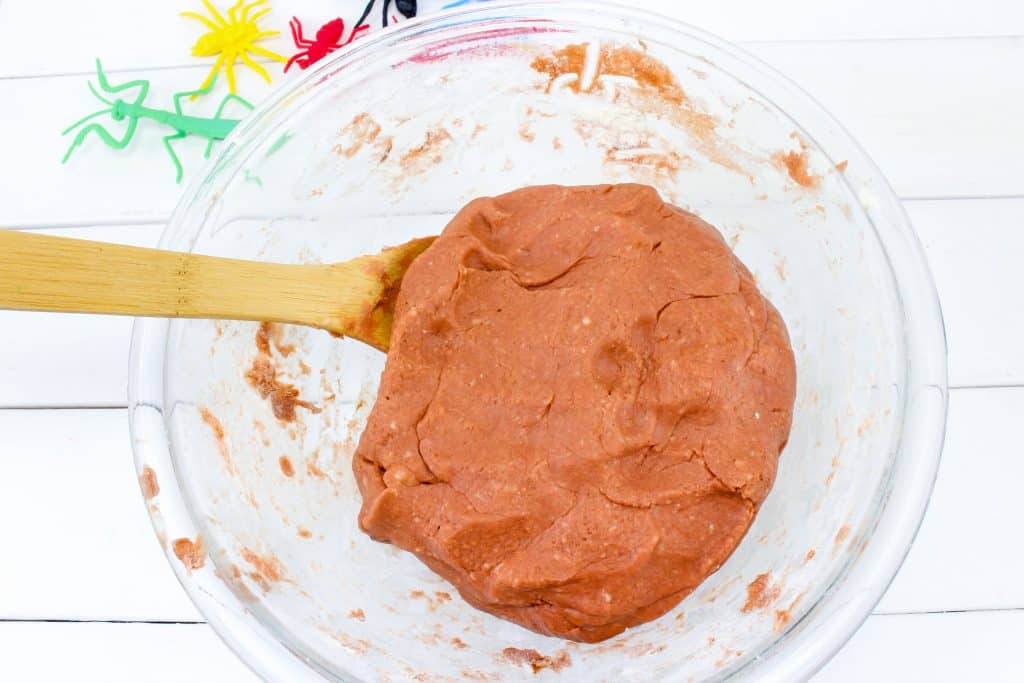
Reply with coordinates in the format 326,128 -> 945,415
182,0 -> 287,95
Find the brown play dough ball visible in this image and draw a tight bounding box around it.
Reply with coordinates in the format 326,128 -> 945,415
353,184 -> 796,642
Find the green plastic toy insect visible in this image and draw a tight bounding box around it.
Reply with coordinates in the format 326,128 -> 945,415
62,59 -> 254,183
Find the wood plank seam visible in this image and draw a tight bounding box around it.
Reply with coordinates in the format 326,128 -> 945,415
2,34 -> 1023,82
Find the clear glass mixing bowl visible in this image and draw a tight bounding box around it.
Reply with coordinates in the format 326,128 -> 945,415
128,2 -> 947,680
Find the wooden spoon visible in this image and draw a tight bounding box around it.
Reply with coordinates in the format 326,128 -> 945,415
0,229 -> 436,352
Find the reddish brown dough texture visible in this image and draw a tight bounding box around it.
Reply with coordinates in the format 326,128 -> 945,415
354,184 -> 796,642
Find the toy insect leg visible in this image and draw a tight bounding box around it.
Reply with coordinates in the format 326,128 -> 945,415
163,131 -> 188,183
228,0 -> 244,23
180,11 -> 220,31
172,80 -> 218,114
239,51 -> 272,84
204,93 -> 254,157
242,0 -> 270,22
211,93 -> 254,120
290,18 -> 314,46
93,59 -> 150,106
249,45 -> 287,62
200,0 -> 229,27
225,52 -> 239,94
249,8 -> 273,24
62,117 -> 139,163
194,53 -> 227,99
61,60 -> 148,163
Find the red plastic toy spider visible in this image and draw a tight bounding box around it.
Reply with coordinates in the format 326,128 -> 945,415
284,17 -> 370,72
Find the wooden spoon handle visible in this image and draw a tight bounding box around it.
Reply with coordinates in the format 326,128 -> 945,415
0,229 -> 382,345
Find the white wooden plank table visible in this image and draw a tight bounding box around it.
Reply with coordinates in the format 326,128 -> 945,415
1,1 -> 1021,680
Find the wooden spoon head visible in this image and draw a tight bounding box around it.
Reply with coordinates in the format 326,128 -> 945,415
334,236 -> 436,352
